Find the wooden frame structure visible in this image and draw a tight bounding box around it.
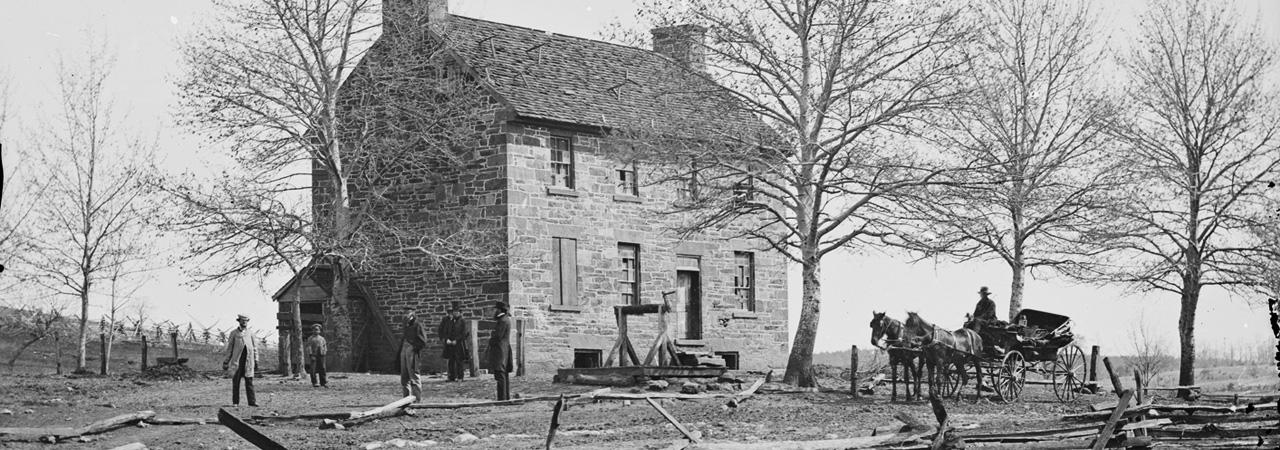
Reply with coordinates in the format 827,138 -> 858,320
605,291 -> 682,367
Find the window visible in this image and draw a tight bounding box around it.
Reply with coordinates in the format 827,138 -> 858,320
616,164 -> 638,196
733,252 -> 755,311
574,349 -> 603,368
549,136 -> 575,188
619,243 -> 641,305
732,177 -> 755,203
552,238 -> 579,306
676,166 -> 699,202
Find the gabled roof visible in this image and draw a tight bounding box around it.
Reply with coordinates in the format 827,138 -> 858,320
437,15 -> 762,136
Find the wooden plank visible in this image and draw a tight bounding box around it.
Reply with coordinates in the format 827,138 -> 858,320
468,319 -> 480,377
726,376 -> 768,408
1091,389 -> 1133,450
218,408 -> 287,450
146,416 -> 217,425
645,397 -> 701,443
963,436 -> 1152,449
545,394 -> 564,449
0,411 -> 156,442
107,443 -> 147,450
1102,357 -> 1123,396
349,395 -> 416,420
850,346 -> 859,398
556,366 -> 728,379
1120,418 -> 1172,431
517,319 -> 526,377
684,430 -> 937,449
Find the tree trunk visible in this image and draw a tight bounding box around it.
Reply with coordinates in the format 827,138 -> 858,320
328,136 -> 354,372
783,253 -> 821,387
1177,279 -> 1200,399
291,284 -> 305,377
77,288 -> 89,373
1008,256 -> 1025,321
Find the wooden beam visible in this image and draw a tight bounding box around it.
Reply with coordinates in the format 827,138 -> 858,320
645,397 -> 700,443
107,444 -> 147,450
1091,389 -> 1133,450
145,416 -> 217,425
348,395 -> 415,420
469,319 -> 480,377
351,282 -> 400,354
218,408 -> 287,450
0,410 -> 156,442
850,346 -> 859,398
1133,369 -> 1144,404
1102,357 -> 1123,396
545,394 -> 564,450
517,319 -> 526,377
681,429 -> 937,449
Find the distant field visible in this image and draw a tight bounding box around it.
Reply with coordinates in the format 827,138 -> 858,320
0,334 -> 279,375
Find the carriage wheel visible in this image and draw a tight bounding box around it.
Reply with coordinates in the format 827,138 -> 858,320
1052,345 -> 1087,402
933,362 -> 962,397
995,351 -> 1026,403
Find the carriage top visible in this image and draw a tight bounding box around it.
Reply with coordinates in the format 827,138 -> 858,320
984,308 -> 1074,361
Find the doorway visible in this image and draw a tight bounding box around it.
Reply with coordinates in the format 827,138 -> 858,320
676,270 -> 702,340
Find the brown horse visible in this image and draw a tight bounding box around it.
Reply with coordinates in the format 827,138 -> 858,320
904,312 -> 984,401
870,312 -> 921,401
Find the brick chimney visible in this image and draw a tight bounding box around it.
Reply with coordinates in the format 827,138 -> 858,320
651,24 -> 707,72
383,0 -> 449,33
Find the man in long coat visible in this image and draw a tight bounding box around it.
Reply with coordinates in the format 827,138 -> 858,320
400,311 -> 430,400
486,301 -> 514,400
437,302 -> 470,382
222,314 -> 259,406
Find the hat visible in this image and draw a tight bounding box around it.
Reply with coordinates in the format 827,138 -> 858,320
236,314 -> 250,321
978,286 -> 991,295
449,302 -> 462,312
493,301 -> 509,311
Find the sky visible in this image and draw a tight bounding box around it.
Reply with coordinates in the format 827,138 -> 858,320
1,0 -> 1278,359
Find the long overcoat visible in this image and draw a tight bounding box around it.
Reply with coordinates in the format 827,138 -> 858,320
437,316 -> 471,360
224,327 -> 259,377
486,313 -> 514,373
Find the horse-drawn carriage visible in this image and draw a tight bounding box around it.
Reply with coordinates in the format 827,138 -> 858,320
871,308 -> 1088,403
933,308 -> 1088,403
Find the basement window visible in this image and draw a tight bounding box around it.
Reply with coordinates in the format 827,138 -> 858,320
574,349 -> 602,368
715,351 -> 740,370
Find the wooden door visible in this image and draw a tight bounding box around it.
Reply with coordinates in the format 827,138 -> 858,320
677,271 -> 702,340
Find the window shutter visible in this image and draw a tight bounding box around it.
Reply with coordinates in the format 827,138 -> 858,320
552,239 -> 562,305
561,238 -> 578,305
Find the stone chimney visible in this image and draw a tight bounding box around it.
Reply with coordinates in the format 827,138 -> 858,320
651,24 -> 707,72
383,0 -> 449,33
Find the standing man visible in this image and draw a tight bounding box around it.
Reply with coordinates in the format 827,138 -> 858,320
400,311 -> 430,400
486,301 -> 514,400
437,302 -> 470,382
305,324 -> 328,388
222,314 -> 258,407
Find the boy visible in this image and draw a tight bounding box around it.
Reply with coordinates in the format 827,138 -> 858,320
305,324 -> 328,387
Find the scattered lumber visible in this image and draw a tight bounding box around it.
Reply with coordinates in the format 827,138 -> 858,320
252,411 -> 353,421
546,394 -> 564,450
646,397 -> 701,444
321,395 -> 417,429
218,408 -> 287,450
683,429 -> 936,449
409,395 -> 563,409
107,443 -> 148,450
0,410 -> 156,442
963,435 -> 1152,449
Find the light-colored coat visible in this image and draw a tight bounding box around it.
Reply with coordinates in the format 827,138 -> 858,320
224,327 -> 259,377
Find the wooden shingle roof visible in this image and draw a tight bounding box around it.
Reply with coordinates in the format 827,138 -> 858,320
438,15 -> 762,136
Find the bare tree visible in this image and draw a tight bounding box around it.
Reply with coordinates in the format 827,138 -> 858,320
1102,0 -> 1280,397
2,304 -> 70,369
1128,313 -> 1170,384
171,0 -> 503,371
101,259 -> 148,374
887,0 -> 1127,320
612,0 -> 974,386
23,42 -> 156,374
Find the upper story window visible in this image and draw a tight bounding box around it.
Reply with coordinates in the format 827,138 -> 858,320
732,177 -> 755,203
676,167 -> 699,202
549,136 -> 575,189
733,251 -> 756,311
619,243 -> 641,305
617,164 -> 639,196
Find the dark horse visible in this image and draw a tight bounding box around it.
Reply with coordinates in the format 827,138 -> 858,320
870,312 -> 922,401
904,312 -> 984,401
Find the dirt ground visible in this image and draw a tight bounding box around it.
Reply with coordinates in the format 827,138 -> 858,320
0,367 -> 1112,450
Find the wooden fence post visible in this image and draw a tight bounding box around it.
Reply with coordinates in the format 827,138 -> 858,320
1089,345 -> 1100,389
850,345 -> 859,398
100,333 -> 108,375
55,331 -> 62,375
141,335 -> 148,371
1133,369 -> 1144,405
468,319 -> 480,377
170,332 -> 179,360
1102,357 -> 1124,396
516,319 -> 526,377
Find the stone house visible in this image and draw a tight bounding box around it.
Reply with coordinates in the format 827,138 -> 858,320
275,0 -> 789,374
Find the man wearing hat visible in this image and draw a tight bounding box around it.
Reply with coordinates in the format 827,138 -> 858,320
437,302 -> 471,382
222,314 -> 259,406
486,301 -> 514,400
400,311 -> 431,400
305,324 -> 328,388
972,286 -> 998,326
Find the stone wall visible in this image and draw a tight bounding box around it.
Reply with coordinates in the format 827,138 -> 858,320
501,121 -> 789,373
